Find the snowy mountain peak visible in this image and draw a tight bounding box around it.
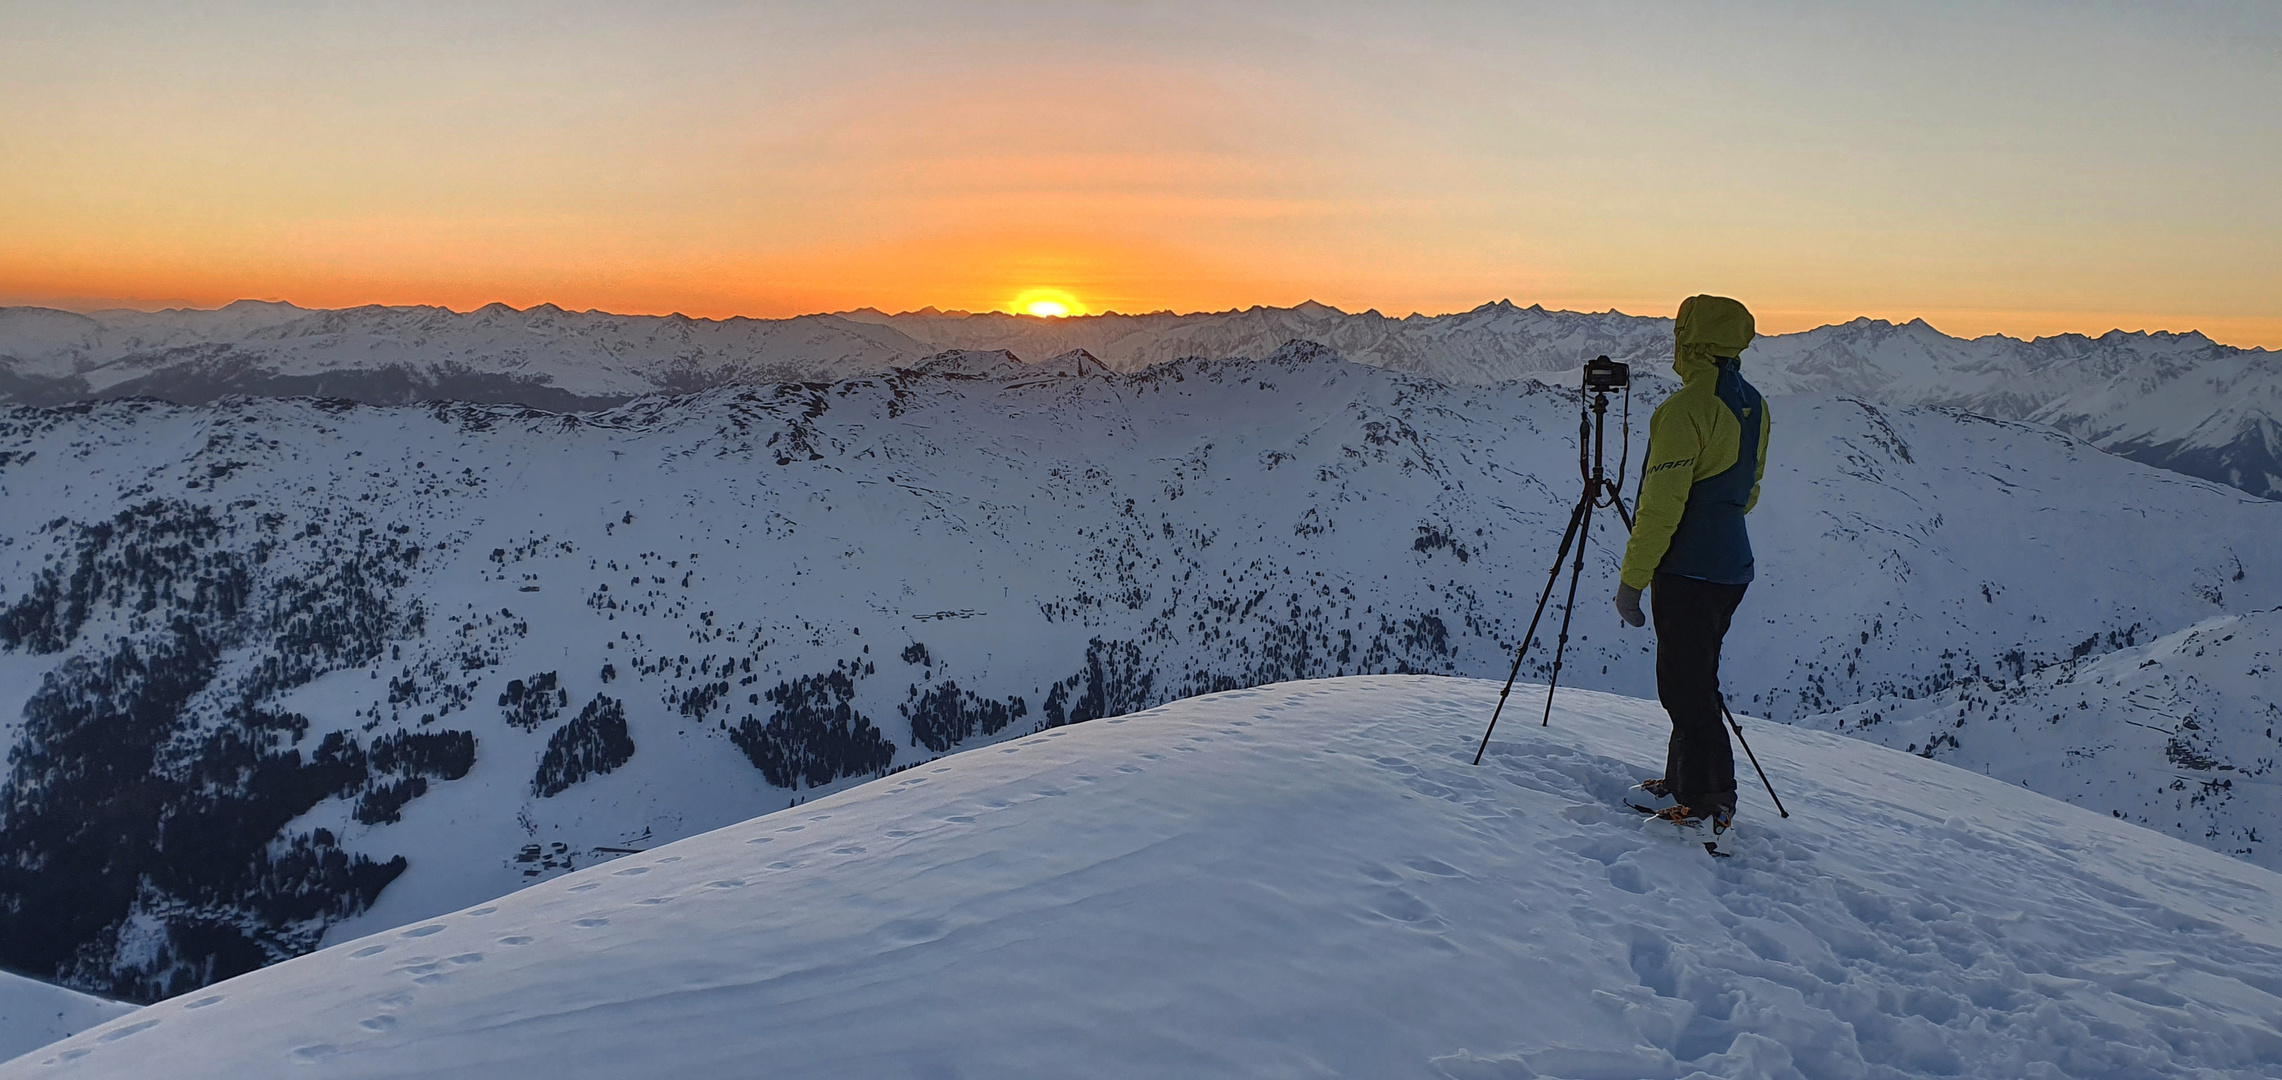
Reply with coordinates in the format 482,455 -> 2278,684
215,299 -> 302,314
19,678 -> 2282,1079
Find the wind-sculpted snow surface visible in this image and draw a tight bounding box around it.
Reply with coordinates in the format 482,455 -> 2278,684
16,678 -> 2282,1079
1801,609 -> 2282,871
0,346 -> 2275,999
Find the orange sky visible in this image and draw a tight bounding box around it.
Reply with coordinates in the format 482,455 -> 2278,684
3,3 -> 2277,346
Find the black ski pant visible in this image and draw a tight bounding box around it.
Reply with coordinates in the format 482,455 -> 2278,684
1652,573 -> 1748,815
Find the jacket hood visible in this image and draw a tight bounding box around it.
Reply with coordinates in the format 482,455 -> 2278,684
1673,295 -> 1755,382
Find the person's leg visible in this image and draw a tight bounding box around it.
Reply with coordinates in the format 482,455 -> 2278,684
1652,575 -> 1747,815
1696,580 -> 1745,817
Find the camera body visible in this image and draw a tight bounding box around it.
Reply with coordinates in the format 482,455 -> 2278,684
1583,355 -> 1630,391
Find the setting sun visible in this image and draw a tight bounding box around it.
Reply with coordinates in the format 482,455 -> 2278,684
1013,288 -> 1083,318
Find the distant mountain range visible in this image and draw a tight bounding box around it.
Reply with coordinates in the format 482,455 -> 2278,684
2,299 -> 2275,498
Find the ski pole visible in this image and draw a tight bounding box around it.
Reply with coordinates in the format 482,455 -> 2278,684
1720,696 -> 1789,819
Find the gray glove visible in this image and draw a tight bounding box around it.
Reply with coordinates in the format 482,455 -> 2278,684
1614,583 -> 1646,627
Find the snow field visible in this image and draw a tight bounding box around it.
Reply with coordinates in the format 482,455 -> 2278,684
19,677 -> 2282,1079
0,975 -> 131,1066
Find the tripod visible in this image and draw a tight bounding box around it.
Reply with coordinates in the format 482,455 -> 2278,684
1472,364 -> 1632,765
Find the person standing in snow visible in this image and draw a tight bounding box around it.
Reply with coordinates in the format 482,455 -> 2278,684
1613,295 -> 1769,831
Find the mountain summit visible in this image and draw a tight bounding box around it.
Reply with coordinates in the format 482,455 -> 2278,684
18,677 -> 2282,1079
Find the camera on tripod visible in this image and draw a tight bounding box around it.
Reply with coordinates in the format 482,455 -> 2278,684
1472,351 -> 1639,760
1583,355 -> 1629,391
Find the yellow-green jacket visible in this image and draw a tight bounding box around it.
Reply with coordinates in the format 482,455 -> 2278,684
1618,295 -> 1770,589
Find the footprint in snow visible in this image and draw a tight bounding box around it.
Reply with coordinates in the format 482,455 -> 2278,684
97,1019 -> 161,1043
1403,857 -> 1465,877
1367,888 -> 1439,925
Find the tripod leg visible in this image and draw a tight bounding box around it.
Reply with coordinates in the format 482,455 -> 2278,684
1540,496 -> 1596,726
1472,497 -> 1590,765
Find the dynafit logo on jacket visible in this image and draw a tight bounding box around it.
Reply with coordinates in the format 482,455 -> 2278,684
1647,457 -> 1695,475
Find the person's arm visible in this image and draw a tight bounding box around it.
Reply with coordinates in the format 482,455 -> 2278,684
1744,399 -> 1770,513
1619,400 -> 1704,589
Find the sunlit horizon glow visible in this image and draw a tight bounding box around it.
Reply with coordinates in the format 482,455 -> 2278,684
1012,287 -> 1084,318
2,2 -> 2276,348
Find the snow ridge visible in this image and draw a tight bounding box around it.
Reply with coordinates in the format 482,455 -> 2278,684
15,678 -> 2282,1079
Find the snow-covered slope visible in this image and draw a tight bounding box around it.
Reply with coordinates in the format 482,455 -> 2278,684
1744,317 -> 2282,499
0,975 -> 131,1066
15,677 -> 2282,1079
1801,609 -> 2282,871
7,299 -> 2274,497
1,346 -> 2275,1001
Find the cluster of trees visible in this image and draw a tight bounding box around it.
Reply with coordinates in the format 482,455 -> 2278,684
534,695 -> 636,798
499,671 -> 567,730
0,499 -> 445,1001
903,681 -> 1028,753
731,664 -> 895,789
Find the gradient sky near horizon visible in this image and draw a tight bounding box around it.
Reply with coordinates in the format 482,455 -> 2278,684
4,1 -> 2278,345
